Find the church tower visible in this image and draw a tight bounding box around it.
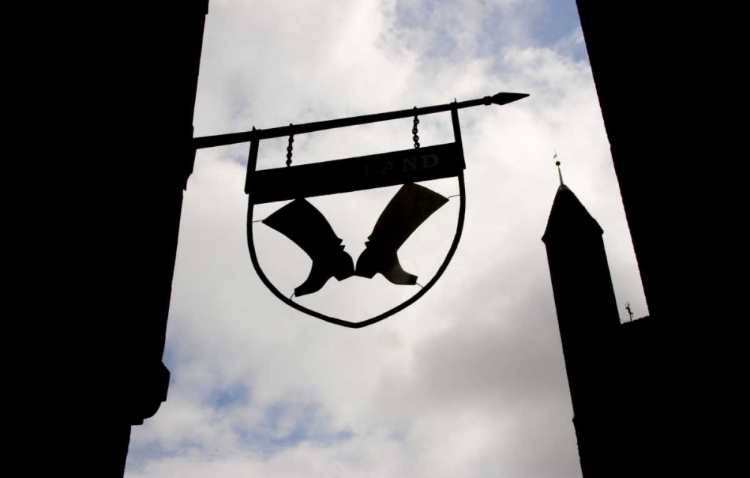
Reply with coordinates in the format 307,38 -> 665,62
542,165 -> 621,477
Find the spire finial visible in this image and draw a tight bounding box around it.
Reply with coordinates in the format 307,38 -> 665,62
554,150 -> 564,186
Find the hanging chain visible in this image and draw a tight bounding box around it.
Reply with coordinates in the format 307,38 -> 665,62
412,107 -> 420,149
286,123 -> 294,167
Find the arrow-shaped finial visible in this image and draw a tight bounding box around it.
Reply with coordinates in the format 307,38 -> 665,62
491,92 -> 529,105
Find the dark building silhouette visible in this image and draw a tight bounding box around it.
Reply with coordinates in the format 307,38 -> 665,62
45,1 -> 210,476
542,178 -> 678,477
542,179 -> 621,477
546,2 -> 726,476
541,177 -> 710,476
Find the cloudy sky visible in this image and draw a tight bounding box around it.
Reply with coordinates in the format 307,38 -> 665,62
126,1 -> 646,476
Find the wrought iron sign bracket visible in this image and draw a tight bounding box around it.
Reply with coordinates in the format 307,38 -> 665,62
193,92 -> 528,149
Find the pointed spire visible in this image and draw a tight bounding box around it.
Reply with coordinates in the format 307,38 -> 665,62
543,153 -> 603,243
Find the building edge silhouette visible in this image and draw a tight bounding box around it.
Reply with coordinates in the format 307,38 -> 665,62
567,2 -> 727,475
39,1 -> 211,476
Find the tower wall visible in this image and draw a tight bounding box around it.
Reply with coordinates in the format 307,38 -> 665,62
543,187 -> 621,477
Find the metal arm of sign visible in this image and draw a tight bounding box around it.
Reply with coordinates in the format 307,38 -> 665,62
193,92 -> 528,149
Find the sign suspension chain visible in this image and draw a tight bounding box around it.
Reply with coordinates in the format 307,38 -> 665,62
412,107 -> 420,149
286,123 -> 294,167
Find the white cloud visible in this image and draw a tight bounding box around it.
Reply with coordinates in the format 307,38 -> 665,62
127,1 -> 645,477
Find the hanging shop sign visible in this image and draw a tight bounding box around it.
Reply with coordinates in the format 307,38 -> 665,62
193,92 -> 528,328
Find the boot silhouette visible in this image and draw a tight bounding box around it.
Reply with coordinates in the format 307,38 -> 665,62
355,183 -> 448,285
263,199 -> 354,297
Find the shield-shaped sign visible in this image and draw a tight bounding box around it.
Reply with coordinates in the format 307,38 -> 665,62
246,108 -> 466,328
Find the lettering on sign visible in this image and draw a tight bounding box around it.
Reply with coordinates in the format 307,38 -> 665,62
364,154 -> 441,177
250,143 -> 463,204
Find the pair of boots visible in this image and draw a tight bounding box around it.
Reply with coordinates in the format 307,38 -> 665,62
262,183 -> 449,297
